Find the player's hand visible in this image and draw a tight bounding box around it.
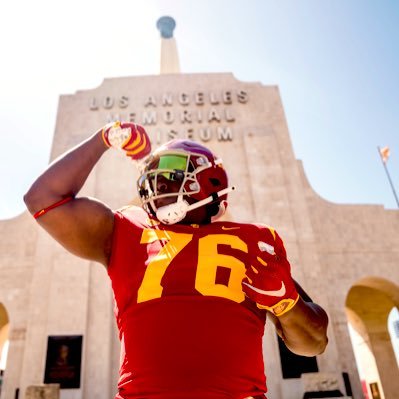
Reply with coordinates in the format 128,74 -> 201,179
102,121 -> 151,160
241,241 -> 299,316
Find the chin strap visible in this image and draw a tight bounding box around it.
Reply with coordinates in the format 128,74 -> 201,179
156,186 -> 235,225
210,199 -> 228,222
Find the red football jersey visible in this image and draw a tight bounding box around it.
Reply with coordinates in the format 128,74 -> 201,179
108,206 -> 283,399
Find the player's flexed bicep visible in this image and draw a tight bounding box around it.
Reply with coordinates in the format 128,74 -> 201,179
24,122 -> 151,267
35,197 -> 115,266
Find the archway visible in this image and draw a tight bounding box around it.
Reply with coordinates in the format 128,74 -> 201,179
345,277 -> 399,399
387,307 -> 399,367
0,303 -> 10,397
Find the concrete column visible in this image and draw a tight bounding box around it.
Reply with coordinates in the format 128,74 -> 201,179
369,330 -> 399,399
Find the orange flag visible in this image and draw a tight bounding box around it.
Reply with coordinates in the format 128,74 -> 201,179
380,146 -> 390,163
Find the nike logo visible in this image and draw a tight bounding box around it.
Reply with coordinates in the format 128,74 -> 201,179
221,226 -> 240,230
242,281 -> 286,297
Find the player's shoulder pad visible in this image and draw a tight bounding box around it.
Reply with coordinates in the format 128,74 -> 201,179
116,204 -> 142,214
115,205 -> 147,221
253,223 -> 287,256
253,222 -> 277,241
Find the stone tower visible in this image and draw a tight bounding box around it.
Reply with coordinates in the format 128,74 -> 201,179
157,16 -> 180,74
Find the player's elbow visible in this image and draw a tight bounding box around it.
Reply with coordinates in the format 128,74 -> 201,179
281,298 -> 329,353
23,184 -> 50,215
288,333 -> 328,357
299,301 -> 329,355
305,317 -> 329,356
313,332 -> 329,355
23,187 -> 39,214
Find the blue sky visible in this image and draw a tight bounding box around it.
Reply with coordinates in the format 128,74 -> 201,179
1,0 -> 398,219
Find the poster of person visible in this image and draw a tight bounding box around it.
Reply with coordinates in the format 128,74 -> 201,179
44,335 -> 83,389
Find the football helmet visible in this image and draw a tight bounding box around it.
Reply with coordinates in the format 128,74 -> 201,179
137,139 -> 234,224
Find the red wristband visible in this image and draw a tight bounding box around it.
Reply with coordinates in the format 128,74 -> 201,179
33,196 -> 75,219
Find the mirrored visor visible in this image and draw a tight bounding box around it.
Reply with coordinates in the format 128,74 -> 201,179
147,154 -> 188,180
158,154 -> 188,171
138,154 -> 189,199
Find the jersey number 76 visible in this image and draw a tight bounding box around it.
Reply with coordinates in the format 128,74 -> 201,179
137,229 -> 248,304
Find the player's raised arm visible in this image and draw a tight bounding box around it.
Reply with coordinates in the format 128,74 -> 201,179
24,122 -> 151,266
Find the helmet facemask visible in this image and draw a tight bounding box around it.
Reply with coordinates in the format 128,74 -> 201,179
138,150 -> 215,224
137,141 -> 235,225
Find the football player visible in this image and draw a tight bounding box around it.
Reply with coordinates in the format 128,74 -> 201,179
24,122 -> 328,399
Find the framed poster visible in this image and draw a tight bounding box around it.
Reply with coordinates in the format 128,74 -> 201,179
369,382 -> 382,399
44,335 -> 83,389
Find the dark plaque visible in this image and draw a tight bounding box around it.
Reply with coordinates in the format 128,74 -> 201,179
369,382 -> 382,399
44,335 -> 83,389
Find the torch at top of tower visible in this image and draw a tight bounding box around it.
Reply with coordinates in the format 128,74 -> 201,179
156,16 -> 176,39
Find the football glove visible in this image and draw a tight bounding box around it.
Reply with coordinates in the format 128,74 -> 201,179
102,121 -> 151,160
241,236 -> 299,316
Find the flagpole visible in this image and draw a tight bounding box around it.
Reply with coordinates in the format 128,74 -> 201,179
377,146 -> 399,208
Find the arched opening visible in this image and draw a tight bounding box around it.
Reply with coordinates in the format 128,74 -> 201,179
387,307 -> 399,367
345,277 -> 399,399
0,303 -> 10,397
